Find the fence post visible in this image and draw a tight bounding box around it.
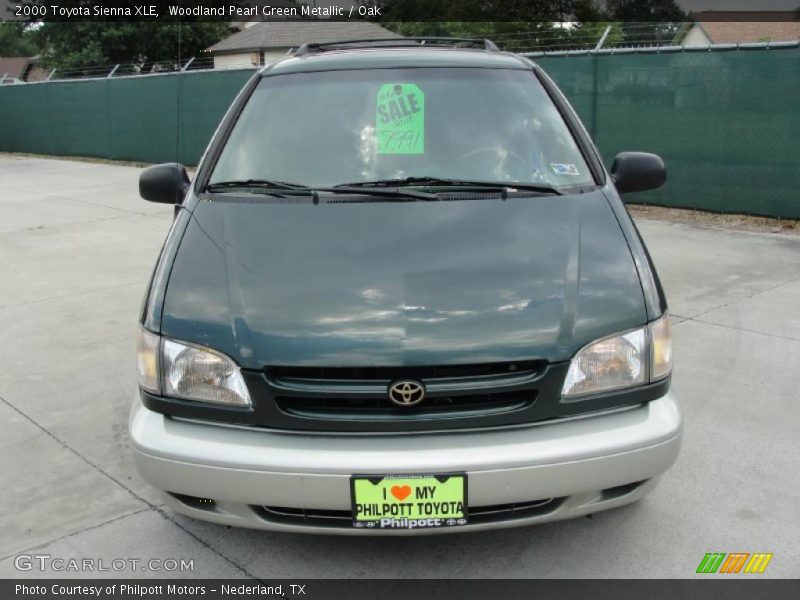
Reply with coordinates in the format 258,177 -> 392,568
590,53 -> 599,139
105,66 -> 114,158
595,25 -> 612,51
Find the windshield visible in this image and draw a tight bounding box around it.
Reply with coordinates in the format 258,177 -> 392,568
209,67 -> 595,190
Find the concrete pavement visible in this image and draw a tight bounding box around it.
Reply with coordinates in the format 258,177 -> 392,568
0,156 -> 798,578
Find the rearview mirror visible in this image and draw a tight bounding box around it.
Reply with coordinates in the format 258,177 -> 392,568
139,163 -> 190,204
610,152 -> 666,194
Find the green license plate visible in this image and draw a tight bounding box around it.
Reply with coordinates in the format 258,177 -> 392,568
350,474 -> 468,530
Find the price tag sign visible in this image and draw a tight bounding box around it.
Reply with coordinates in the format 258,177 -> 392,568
376,83 -> 425,155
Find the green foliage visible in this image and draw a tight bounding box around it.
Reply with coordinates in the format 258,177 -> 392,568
0,23 -> 38,56
381,20 -> 626,53
10,1 -> 233,71
377,0 -> 619,51
34,22 -> 229,72
376,0 -> 686,51
605,0 -> 687,22
604,0 -> 687,46
377,0 -> 606,23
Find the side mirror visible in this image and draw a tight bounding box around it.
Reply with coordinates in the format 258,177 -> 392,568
139,163 -> 190,204
610,152 -> 666,194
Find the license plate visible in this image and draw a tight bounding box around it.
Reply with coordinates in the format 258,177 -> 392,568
350,474 -> 468,530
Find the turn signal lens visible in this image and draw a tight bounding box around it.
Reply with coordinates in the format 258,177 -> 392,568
136,327 -> 160,394
649,314 -> 672,381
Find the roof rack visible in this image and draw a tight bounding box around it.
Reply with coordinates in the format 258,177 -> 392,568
293,37 -> 500,56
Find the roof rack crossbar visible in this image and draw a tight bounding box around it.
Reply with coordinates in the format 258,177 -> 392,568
293,37 -> 499,56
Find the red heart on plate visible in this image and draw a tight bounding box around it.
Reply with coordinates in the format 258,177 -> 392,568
390,485 -> 412,501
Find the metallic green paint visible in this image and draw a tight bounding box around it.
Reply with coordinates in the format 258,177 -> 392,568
156,190 -> 647,369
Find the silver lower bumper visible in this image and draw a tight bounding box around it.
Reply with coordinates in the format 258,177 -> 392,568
130,388 -> 682,534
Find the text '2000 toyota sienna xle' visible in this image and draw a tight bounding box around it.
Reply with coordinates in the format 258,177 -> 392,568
131,38 -> 681,534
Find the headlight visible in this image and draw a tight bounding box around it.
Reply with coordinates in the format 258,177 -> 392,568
562,314 -> 672,398
162,339 -> 251,406
135,329 -> 251,407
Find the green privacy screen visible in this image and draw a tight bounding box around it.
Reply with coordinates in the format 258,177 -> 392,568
0,68 -> 254,165
537,47 -> 800,218
0,48 -> 798,217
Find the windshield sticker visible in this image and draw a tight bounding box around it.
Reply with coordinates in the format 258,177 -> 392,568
551,163 -> 580,176
376,83 -> 424,155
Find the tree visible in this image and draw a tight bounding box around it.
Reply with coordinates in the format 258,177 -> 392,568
605,0 -> 687,46
375,0 -> 606,24
375,0 -> 610,51
606,0 -> 689,46
0,23 -> 38,56
605,0 -> 686,22
33,22 -> 230,73
11,0 -> 232,72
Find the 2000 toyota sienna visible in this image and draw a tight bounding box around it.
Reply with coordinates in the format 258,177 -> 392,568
131,38 -> 682,534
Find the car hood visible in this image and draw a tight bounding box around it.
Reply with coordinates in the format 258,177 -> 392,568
160,191 -> 646,369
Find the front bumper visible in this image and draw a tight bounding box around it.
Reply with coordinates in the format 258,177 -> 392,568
130,387 -> 682,534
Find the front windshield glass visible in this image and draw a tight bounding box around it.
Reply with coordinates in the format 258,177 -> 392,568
209,67 -> 595,190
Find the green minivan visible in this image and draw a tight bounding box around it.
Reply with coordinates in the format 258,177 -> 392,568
131,38 -> 681,534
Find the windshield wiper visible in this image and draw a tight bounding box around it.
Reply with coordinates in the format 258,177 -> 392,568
205,179 -> 308,193
205,180 -> 436,201
335,176 -> 563,195
307,185 -> 437,201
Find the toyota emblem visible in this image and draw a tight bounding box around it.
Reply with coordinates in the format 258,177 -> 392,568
388,380 -> 426,407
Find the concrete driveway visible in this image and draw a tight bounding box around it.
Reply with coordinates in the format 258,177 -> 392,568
0,156 -> 798,578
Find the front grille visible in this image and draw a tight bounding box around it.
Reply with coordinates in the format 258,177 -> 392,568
256,497 -> 563,529
266,360 -> 544,381
266,361 -> 546,425
276,390 -> 536,421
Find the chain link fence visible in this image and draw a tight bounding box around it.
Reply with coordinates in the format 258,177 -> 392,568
532,44 -> 800,218
0,67 -> 255,165
12,56 -> 236,82
0,44 -> 798,217
496,22 -> 690,53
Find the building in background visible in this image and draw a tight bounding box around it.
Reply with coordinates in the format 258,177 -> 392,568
681,11 -> 800,46
205,21 -> 403,69
0,56 -> 47,84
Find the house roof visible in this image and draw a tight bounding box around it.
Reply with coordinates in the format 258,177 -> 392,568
0,56 -> 35,79
688,12 -> 800,44
206,21 -> 403,55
